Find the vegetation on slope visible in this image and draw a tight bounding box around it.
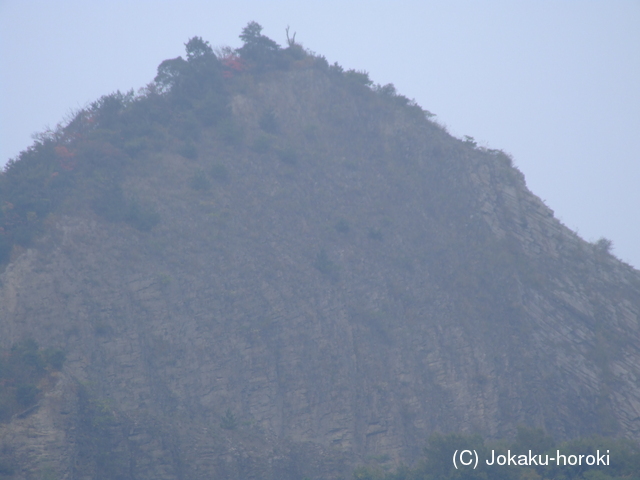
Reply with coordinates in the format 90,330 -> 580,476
0,339 -> 65,423
0,22 -> 432,267
355,429 -> 640,480
1,22 -> 637,480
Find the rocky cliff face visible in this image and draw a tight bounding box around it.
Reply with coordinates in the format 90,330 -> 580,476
1,39 -> 639,480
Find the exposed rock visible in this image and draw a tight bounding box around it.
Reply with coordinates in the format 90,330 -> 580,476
0,45 -> 638,480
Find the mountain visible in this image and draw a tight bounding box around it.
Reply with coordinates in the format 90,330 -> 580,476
1,24 -> 639,480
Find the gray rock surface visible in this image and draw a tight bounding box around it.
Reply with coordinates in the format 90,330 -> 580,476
1,67 -> 638,479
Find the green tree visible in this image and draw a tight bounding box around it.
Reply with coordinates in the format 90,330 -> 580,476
185,36 -> 213,61
155,37 -> 224,101
155,56 -> 189,93
237,21 -> 282,67
220,408 -> 238,430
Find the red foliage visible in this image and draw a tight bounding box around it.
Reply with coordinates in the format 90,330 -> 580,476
59,158 -> 76,171
54,145 -> 76,170
221,54 -> 246,78
54,145 -> 75,158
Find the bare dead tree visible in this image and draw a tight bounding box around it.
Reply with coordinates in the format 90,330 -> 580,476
285,26 -> 297,47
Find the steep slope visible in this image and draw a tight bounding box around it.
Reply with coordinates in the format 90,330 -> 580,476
1,28 -> 639,479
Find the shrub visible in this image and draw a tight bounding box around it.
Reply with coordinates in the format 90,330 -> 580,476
259,109 -> 278,134
44,348 -> 66,370
220,408 -> 238,430
335,219 -> 350,234
463,135 -> 477,148
0,235 -> 10,264
125,200 -> 160,231
0,458 -> 15,476
353,466 -> 385,480
90,91 -> 134,128
277,147 -> 298,165
178,142 -> 198,159
314,249 -> 338,281
595,237 -> 613,254
218,120 -> 243,145
173,115 -> 200,142
92,187 -> 160,231
344,69 -> 373,88
11,223 -> 41,247
189,170 -> 211,191
91,185 -> 130,223
367,228 -> 383,241
0,340 -> 64,422
303,124 -> 318,141
0,139 -> 76,262
375,83 -> 397,96
251,134 -> 272,153
94,323 -> 112,337
195,94 -> 229,126
16,384 -> 39,407
210,164 -> 230,183
123,137 -> 149,157
12,339 -> 44,371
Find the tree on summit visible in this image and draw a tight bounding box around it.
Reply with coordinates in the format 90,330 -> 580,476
155,36 -> 223,99
185,36 -> 214,61
154,56 -> 189,93
237,21 -> 281,67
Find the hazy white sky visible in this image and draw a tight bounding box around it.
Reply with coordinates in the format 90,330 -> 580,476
1,1 -> 639,268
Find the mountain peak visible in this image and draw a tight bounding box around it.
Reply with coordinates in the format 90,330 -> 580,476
1,24 -> 639,479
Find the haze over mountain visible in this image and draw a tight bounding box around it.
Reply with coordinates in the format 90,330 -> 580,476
0,24 -> 639,480
2,1 -> 639,269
